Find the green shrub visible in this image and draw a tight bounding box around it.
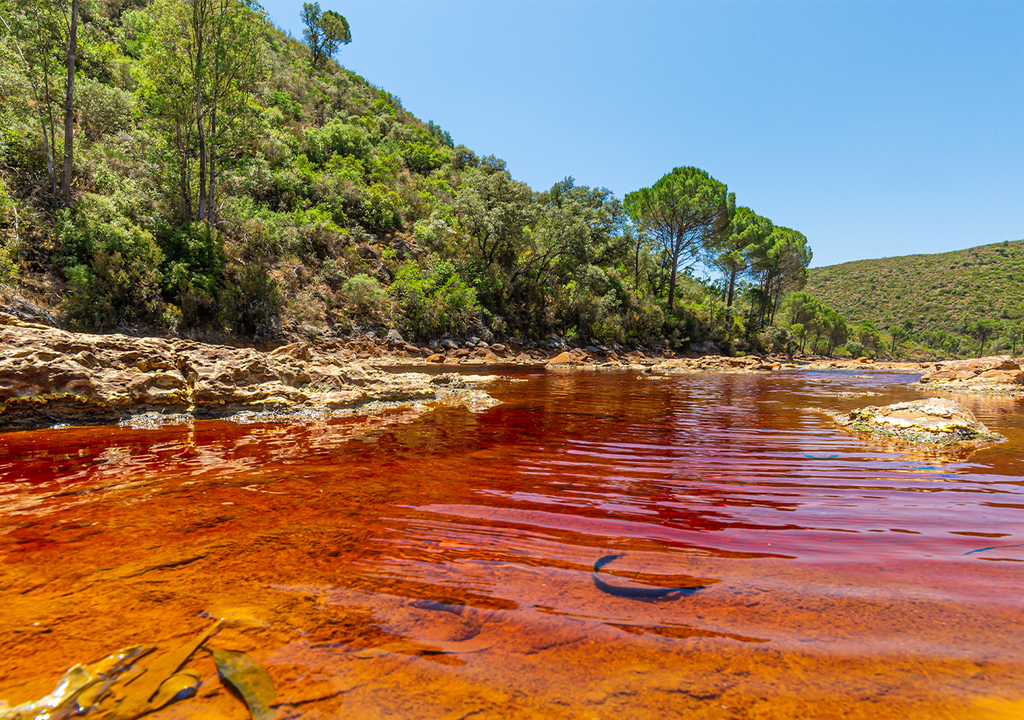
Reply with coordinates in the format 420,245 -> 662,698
56,197 -> 164,327
761,325 -> 796,356
226,261 -> 283,337
77,78 -> 135,142
343,273 -> 389,319
390,254 -> 479,338
158,222 -> 225,327
359,182 -> 403,232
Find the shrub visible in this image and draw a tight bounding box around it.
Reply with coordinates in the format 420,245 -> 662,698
343,273 -> 389,319
761,325 -> 796,356
77,78 -> 135,142
390,254 -> 479,338
56,197 -> 164,327
225,261 -> 283,337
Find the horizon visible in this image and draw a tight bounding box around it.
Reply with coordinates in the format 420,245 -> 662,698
260,0 -> 1024,269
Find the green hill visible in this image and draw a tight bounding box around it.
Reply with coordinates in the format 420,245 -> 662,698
806,240 -> 1024,354
0,0 -> 811,353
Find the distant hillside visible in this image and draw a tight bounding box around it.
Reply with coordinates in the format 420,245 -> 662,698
806,240 -> 1024,340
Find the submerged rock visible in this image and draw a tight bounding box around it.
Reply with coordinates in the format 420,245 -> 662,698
832,397 -> 1003,446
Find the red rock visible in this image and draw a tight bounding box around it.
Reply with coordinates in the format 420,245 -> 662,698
426,353 -> 445,363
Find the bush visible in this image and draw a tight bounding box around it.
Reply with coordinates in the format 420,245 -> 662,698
761,325 -> 796,356
56,197 -> 164,327
225,262 -> 283,337
158,222 -> 226,327
390,254 -> 479,338
77,78 -> 135,142
343,273 -> 389,319
844,339 -> 866,358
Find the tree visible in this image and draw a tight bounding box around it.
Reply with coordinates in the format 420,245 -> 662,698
0,0 -> 78,204
888,324 -> 906,356
145,0 -> 265,224
713,206 -> 772,307
746,226 -> 812,329
624,167 -> 729,311
300,2 -> 350,70
969,318 -> 1000,356
58,0 -> 77,206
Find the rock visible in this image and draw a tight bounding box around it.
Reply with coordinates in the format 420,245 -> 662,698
426,353 -> 445,363
268,341 -> 311,362
490,344 -> 506,354
0,317 -> 498,429
584,345 -> 601,354
920,355 -> 1024,393
832,397 -> 1003,446
385,329 -> 406,346
547,351 -> 573,365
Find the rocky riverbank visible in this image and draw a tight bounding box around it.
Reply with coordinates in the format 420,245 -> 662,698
0,315 -> 501,430
6,309 -> 1016,431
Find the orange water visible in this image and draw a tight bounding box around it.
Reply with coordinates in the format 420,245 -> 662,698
1,368 -> 1022,719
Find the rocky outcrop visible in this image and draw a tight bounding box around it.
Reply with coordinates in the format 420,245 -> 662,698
832,397 -> 1003,447
919,356 -> 1024,392
649,355 -> 778,374
0,315 -> 497,430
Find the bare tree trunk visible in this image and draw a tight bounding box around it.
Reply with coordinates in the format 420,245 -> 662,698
207,105 -> 216,226
59,0 -> 78,206
195,49 -> 206,220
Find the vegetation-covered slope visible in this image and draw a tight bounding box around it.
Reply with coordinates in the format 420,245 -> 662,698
806,240 -> 1024,355
0,0 -> 811,352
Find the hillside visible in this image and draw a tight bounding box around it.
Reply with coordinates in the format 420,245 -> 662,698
0,0 -> 812,355
806,240 -> 1024,351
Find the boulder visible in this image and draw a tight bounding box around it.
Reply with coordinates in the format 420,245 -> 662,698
832,397 -> 1003,446
547,351 -> 573,365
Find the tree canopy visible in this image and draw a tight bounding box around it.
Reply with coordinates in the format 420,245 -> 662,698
624,167 -> 729,311
300,2 -> 350,69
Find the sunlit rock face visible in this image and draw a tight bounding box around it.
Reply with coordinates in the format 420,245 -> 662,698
833,397 -> 1004,447
920,355 -> 1024,391
0,316 -> 496,429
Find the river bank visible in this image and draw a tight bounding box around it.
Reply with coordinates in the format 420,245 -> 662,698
1,311 -> 1020,431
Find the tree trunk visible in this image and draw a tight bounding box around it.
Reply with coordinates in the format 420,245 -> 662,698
207,104 -> 216,226
726,267 -> 737,307
59,0 -> 78,206
196,54 -> 206,220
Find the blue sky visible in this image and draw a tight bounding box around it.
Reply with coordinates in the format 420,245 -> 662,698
261,1 -> 1024,268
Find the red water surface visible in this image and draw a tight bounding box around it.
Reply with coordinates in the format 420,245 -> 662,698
1,368 -> 1022,719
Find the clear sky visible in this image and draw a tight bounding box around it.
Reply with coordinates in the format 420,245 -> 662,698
260,1 -> 1024,268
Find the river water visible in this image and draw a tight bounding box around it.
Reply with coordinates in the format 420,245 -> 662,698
1,367 -> 1022,719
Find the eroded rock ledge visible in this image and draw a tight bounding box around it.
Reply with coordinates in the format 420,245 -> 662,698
919,355 -> 1024,394
0,316 -> 497,430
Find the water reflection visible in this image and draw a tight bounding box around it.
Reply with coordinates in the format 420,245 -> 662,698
0,370 -> 1022,718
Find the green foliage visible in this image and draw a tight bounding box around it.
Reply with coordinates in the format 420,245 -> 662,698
807,239 -> 1024,358
343,272 -> 388,319
390,254 -> 479,338
300,2 -> 350,70
159,221 -> 225,326
77,77 -> 135,142
226,261 -> 282,337
56,196 -> 164,327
